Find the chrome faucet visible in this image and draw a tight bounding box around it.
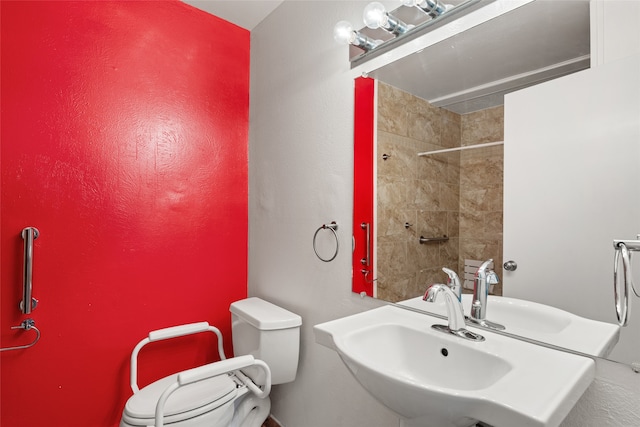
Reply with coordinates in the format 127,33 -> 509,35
424,284 -> 484,341
469,259 -> 505,330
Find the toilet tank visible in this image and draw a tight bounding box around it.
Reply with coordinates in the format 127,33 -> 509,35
230,297 -> 302,385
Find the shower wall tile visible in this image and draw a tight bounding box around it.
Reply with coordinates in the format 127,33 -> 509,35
378,174 -> 411,208
418,154 -> 449,182
461,105 -> 504,146
440,182 -> 461,212
377,131 -> 419,180
440,237 -> 460,270
378,83 -> 411,136
447,211 -> 460,238
416,210 -> 447,238
415,179 -> 444,210
407,96 -> 442,145
459,105 -> 504,294
376,82 -> 462,302
378,207 -> 416,240
441,109 -> 462,149
377,84 -> 506,301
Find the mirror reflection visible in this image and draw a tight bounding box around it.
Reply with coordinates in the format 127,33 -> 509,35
375,82 -> 504,302
351,0 -> 639,365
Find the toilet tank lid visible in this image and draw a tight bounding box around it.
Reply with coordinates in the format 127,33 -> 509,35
230,297 -> 302,330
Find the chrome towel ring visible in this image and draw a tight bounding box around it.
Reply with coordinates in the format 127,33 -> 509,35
313,222 -> 339,262
613,238 -> 640,326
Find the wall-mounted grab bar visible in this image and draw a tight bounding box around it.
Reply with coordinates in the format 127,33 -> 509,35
0,319 -> 41,352
21,227 -> 39,314
360,222 -> 371,266
358,223 -> 377,283
420,235 -> 449,244
613,238 -> 640,326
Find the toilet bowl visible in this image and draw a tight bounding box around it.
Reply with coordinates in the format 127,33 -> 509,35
119,298 -> 301,427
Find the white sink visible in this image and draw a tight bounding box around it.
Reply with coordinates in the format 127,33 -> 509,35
345,323 -> 512,390
399,294 -> 620,357
315,305 -> 595,427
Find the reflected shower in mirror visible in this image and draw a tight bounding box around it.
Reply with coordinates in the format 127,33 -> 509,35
375,81 -> 504,302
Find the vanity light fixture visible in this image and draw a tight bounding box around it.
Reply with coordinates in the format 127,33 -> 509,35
363,2 -> 411,36
333,20 -> 382,52
402,0 -> 451,18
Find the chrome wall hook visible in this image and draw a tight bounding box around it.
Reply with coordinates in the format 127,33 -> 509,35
361,268 -> 377,284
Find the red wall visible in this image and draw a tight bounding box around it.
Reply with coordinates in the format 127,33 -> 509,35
0,2 -> 249,426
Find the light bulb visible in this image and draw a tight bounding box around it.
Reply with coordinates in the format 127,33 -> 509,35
408,0 -> 450,18
363,2 -> 388,29
333,20 -> 382,51
333,21 -> 355,45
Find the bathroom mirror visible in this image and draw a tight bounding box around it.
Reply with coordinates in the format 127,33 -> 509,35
352,0 -> 639,365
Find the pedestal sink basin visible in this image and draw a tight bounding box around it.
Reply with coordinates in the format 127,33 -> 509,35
398,295 -> 620,357
314,305 -> 595,427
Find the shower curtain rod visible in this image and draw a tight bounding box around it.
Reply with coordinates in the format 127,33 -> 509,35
417,141 -> 504,157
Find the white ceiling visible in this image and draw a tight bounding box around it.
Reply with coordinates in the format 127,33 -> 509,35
183,0 -> 284,30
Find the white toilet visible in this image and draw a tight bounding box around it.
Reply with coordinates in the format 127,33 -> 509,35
120,297 -> 301,427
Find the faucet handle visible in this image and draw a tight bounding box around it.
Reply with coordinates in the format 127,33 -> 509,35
423,283 -> 445,302
441,268 -> 462,300
476,259 -> 494,274
486,270 -> 499,285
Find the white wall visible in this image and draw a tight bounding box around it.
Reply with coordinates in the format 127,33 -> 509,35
591,0 -> 640,66
248,2 -> 399,426
248,1 -> 640,426
563,1 -> 640,425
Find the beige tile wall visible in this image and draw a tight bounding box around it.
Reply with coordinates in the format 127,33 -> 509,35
376,82 -> 503,301
459,107 -> 504,295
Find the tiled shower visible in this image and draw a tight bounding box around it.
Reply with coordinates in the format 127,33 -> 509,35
376,82 -> 504,302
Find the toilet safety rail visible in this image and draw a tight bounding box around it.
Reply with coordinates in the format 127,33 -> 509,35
154,355 -> 271,427
128,322 -> 272,427
613,238 -> 640,326
130,322 -> 227,393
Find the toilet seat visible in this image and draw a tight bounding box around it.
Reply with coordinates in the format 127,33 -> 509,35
121,372 -> 238,426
